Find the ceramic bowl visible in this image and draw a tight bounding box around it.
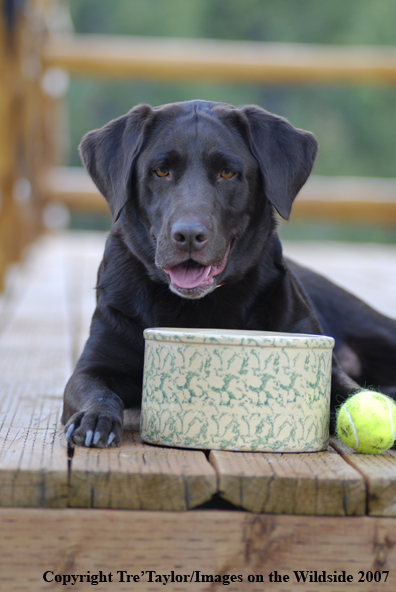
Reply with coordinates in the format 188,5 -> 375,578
140,328 -> 334,452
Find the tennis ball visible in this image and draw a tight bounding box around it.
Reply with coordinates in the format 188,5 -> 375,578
336,391 -> 396,454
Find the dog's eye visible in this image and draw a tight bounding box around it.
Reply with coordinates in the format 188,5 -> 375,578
155,167 -> 169,177
221,168 -> 235,179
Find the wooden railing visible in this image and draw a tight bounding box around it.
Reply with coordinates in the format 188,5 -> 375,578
39,34 -> 396,224
42,35 -> 396,85
40,167 -> 396,226
1,1 -> 396,290
0,0 -> 52,289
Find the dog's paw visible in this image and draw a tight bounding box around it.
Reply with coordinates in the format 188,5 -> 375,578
64,411 -> 122,448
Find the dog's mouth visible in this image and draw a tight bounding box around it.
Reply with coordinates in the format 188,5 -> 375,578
164,244 -> 230,297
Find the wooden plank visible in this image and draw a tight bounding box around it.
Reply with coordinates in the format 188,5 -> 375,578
0,236 -> 102,497
301,175 -> 396,203
41,167 -> 109,214
0,236 -> 74,507
1,508 -> 395,591
331,437 -> 396,517
296,176 -> 396,226
55,231 -> 105,363
210,446 -> 366,515
293,199 -> 396,225
43,35 -> 396,85
69,411 -> 217,510
295,176 -> 396,224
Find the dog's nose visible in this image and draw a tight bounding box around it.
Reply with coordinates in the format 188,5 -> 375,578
171,220 -> 210,252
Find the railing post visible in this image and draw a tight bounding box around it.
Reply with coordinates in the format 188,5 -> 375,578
0,4 -> 21,289
0,0 -> 54,290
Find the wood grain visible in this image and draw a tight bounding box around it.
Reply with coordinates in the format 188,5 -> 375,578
0,237 -> 74,507
69,427 -> 217,510
1,508 -> 395,591
331,437 -> 396,516
210,446 -> 366,515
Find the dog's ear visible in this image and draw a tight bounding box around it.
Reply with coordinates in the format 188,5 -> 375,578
239,105 -> 318,220
79,104 -> 153,221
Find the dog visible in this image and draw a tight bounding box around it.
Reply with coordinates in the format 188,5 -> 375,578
62,100 -> 396,448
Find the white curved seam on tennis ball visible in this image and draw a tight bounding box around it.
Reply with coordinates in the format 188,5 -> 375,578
386,397 -> 395,442
344,404 -> 359,449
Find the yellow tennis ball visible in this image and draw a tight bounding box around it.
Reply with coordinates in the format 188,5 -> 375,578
336,391 -> 396,454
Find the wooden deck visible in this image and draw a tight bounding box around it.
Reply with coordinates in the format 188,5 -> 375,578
0,231 -> 396,590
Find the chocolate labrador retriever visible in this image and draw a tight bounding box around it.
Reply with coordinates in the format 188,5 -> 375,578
62,100 -> 396,447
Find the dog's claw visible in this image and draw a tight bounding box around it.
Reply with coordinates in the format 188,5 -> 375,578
85,430 -> 93,447
93,431 -> 101,446
107,432 -> 116,446
65,424 -> 75,442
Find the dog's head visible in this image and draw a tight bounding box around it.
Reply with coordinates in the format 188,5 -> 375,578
80,100 -> 317,299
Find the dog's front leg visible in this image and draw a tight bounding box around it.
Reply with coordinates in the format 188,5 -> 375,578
61,304 -> 145,448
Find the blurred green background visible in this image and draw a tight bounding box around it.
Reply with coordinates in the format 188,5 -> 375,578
65,0 -> 396,241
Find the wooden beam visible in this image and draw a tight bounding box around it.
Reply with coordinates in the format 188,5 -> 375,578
42,35 -> 396,85
292,199 -> 396,224
1,509 -> 396,590
40,166 -> 108,213
41,167 -> 396,224
295,175 -> 396,224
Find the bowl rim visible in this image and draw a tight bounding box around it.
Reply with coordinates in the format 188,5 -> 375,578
143,327 -> 335,348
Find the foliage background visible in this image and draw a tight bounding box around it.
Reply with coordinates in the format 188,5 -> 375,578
65,0 -> 396,240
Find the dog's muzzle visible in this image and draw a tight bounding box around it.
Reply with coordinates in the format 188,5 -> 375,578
164,244 -> 230,298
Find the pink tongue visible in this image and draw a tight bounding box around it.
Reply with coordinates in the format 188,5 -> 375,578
167,262 -> 211,289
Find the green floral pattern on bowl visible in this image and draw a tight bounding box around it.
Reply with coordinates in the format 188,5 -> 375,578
140,328 -> 334,452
